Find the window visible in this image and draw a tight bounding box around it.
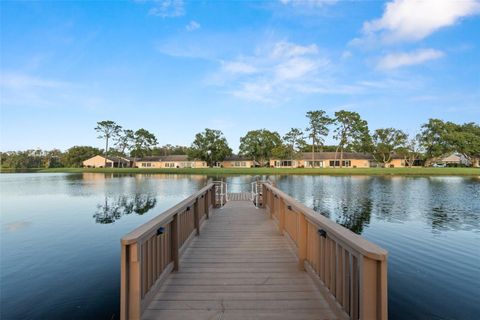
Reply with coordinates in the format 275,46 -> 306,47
234,161 -> 246,167
181,162 -> 194,168
141,162 -> 152,167
165,162 -> 175,168
329,160 -> 351,167
281,160 -> 292,167
306,161 -> 323,168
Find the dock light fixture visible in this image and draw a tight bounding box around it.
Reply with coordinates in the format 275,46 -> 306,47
318,229 -> 327,238
287,205 -> 292,210
274,194 -> 278,199
186,206 -> 191,211
157,227 -> 165,235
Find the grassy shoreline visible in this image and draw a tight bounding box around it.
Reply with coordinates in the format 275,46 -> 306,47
1,167 -> 479,176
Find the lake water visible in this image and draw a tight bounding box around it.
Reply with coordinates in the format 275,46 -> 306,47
1,173 -> 479,320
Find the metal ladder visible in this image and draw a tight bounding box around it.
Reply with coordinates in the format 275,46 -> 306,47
251,180 -> 262,208
213,181 -> 228,208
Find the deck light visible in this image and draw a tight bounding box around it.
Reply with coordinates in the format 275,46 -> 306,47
318,229 -> 327,238
157,227 -> 165,235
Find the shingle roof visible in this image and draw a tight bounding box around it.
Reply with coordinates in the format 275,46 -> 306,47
224,155 -> 252,161
106,156 -> 130,163
136,155 -> 192,162
301,152 -> 374,160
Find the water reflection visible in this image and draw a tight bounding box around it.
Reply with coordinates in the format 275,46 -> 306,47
276,176 -> 480,234
93,194 -> 157,224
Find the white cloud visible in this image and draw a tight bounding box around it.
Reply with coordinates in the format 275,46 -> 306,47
185,20 -> 200,32
274,57 -> 319,80
362,0 -> 480,43
271,41 -> 319,58
377,49 -> 444,70
222,61 -> 257,74
209,41 -> 333,102
149,0 -> 185,18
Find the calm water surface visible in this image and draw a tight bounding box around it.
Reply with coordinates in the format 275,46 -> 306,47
1,173 -> 479,320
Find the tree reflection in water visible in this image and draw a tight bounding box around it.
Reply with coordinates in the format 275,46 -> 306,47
313,198 -> 372,235
93,193 -> 157,224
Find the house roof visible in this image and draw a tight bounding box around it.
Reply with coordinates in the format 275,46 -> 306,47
136,155 -> 193,162
224,155 -> 253,161
102,156 -> 130,163
301,152 -> 374,160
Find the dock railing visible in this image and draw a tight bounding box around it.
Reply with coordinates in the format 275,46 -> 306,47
262,182 -> 388,320
120,183 -> 218,320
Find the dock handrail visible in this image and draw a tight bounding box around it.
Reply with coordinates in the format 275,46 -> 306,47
262,182 -> 388,320
120,183 -> 217,320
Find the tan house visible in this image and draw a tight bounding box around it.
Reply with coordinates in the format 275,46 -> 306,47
83,155 -> 131,168
432,153 -> 471,166
133,155 -> 208,168
221,155 -> 258,168
270,152 -> 373,168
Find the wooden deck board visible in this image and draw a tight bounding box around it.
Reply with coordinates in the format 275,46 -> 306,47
142,200 -> 342,320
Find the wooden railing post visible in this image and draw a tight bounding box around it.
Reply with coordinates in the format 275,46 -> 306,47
359,257 -> 388,320
194,198 -> 200,235
126,243 -> 141,320
204,192 -> 209,219
261,184 -> 267,208
212,185 -> 217,207
279,199 -> 285,234
171,214 -> 180,271
297,213 -> 307,271
270,192 -> 274,219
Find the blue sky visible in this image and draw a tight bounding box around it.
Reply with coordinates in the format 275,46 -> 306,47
1,0 -> 479,152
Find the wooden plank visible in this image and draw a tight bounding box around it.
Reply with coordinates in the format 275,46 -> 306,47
146,299 -> 331,310
152,291 -> 326,301
142,309 -> 338,320
157,284 -> 318,293
136,199 -> 348,320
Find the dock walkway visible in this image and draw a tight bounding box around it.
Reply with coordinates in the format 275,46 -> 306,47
142,195 -> 340,319
120,183 -> 388,320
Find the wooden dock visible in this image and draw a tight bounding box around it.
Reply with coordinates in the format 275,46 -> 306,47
121,183 -> 388,320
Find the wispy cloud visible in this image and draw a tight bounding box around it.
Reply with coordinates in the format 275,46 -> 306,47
357,0 -> 480,44
149,0 -> 185,18
377,49 -> 444,70
185,20 -> 200,32
207,41 -> 337,103
0,72 -> 105,110
221,61 -> 257,75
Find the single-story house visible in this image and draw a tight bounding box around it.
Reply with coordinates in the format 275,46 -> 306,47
83,155 -> 131,168
221,155 -> 259,168
270,152 -> 374,168
431,153 -> 471,166
133,155 -> 208,168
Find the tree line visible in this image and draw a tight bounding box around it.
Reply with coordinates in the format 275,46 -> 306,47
1,113 -> 479,169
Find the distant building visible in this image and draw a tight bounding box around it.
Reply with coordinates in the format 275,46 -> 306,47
270,152 -> 373,168
83,155 -> 131,168
133,155 -> 208,168
432,153 -> 471,166
221,155 -> 259,168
